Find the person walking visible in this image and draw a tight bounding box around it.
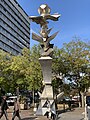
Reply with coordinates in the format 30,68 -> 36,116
0,96 -> 9,120
46,98 -> 56,120
12,98 -> 21,120
46,98 -> 51,119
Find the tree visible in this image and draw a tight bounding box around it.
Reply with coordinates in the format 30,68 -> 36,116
28,44 -> 42,91
62,39 -> 90,91
52,47 -> 69,76
0,46 -> 42,95
9,46 -> 42,93
52,38 -> 90,104
0,50 -> 11,93
52,47 -> 71,96
61,38 -> 90,107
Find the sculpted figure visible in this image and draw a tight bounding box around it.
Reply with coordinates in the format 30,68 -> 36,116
30,4 -> 60,56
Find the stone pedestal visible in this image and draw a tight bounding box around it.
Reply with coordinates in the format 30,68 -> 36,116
36,56 -> 56,115
39,56 -> 52,84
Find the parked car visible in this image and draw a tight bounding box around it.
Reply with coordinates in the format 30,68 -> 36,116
71,96 -> 79,107
72,96 -> 80,101
6,96 -> 17,106
64,97 -> 71,101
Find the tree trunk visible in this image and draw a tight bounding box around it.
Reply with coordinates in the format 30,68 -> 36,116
81,92 -> 84,107
32,89 -> 35,107
79,91 -> 82,107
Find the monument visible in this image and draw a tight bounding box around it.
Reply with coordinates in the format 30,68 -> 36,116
30,4 -> 60,115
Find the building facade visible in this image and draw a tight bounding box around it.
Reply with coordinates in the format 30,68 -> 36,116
0,0 -> 30,55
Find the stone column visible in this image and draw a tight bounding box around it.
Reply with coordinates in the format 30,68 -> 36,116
36,56 -> 56,115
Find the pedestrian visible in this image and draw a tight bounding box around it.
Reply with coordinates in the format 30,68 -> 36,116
0,96 -> 9,120
68,100 -> 72,110
12,98 -> 21,120
46,98 -> 51,119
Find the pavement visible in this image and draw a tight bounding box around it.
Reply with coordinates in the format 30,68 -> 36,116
57,107 -> 84,120
0,106 -> 47,120
0,106 -> 85,120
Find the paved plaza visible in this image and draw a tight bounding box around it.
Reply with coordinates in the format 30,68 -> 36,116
57,107 -> 84,120
0,107 -> 85,120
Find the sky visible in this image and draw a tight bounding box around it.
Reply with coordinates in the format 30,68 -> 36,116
17,0 -> 90,48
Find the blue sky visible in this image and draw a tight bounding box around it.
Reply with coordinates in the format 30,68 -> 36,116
17,0 -> 90,48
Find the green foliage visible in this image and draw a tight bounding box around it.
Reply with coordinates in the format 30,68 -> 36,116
61,84 -> 71,96
52,47 -> 69,76
0,46 -> 42,94
52,77 -> 63,95
52,38 -> 90,95
0,38 -> 89,96
62,39 -> 90,91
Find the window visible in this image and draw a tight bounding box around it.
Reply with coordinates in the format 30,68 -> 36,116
3,8 -> 7,12
2,35 -> 4,39
0,34 -> 2,38
0,12 -> 2,16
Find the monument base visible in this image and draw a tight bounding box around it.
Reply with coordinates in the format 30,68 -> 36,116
36,99 -> 56,116
36,56 -> 56,115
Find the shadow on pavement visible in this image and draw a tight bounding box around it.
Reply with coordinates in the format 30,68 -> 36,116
22,116 -> 37,120
57,108 -> 75,114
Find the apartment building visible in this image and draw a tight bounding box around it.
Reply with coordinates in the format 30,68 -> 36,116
0,0 -> 30,55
